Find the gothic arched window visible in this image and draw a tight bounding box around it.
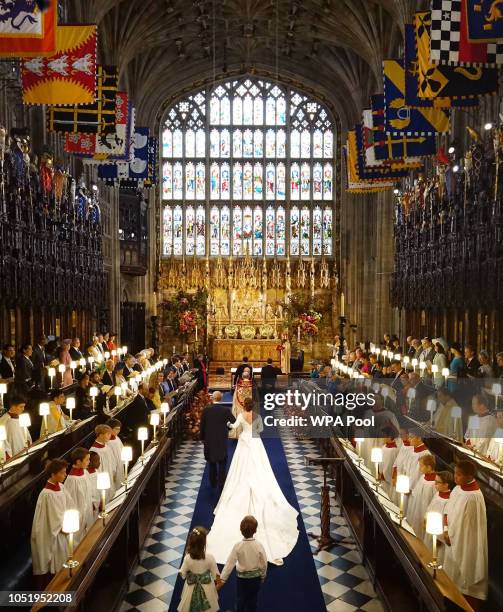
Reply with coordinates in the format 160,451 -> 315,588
161,79 -> 334,257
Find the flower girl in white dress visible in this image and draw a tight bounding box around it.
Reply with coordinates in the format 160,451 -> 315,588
178,527 -> 220,612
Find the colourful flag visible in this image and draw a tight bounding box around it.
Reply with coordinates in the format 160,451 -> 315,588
404,23 -> 478,108
416,11 -> 498,99
47,65 -> 118,134
354,125 -> 409,180
0,0 -> 57,57
465,0 -> 503,42
22,24 -> 97,105
383,59 -> 450,134
98,128 -> 155,187
344,146 -> 394,193
430,0 -> 503,64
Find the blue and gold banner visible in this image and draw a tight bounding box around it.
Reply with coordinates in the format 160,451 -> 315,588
383,59 -> 450,134
354,124 -> 409,180
465,0 -> 503,41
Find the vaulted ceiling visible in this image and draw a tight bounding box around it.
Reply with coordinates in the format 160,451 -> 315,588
69,0 -> 426,130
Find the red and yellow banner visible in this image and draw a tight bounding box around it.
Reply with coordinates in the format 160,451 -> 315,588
0,0 -> 57,57
22,24 -> 97,105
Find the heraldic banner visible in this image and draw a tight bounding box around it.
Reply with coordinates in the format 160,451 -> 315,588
0,0 -> 57,57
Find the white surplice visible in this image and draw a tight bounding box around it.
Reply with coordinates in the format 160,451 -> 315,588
443,482 -> 488,600
424,491 -> 451,564
486,437 -> 503,463
86,468 -> 100,519
107,435 -> 125,489
0,412 -> 31,457
90,441 -> 117,501
206,413 -> 299,565
465,413 -> 497,456
31,482 -> 74,575
380,442 -> 399,497
407,474 -> 436,540
390,441 -> 412,504
401,445 -> 430,512
64,469 -> 95,544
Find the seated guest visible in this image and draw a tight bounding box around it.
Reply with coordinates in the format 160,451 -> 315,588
31,459 -> 72,588
87,337 -> 102,362
90,424 -> 117,501
58,339 -> 73,387
181,352 -> 190,372
496,352 -> 503,378
133,353 -> 146,373
0,394 -> 30,458
0,343 -> 16,381
310,362 -> 322,379
89,370 -> 102,386
407,454 -> 437,540
40,389 -> 69,437
431,341 -> 448,388
106,418 -> 124,489
390,335 -> 403,355
443,461 -> 488,609
122,353 -> 136,379
158,372 -> 170,399
102,359 -> 115,387
411,339 -> 422,361
69,337 -> 84,361
424,470 -> 453,564
107,333 -> 117,353
486,409 -> 503,462
172,356 -> 184,378
261,358 -> 281,394
464,344 -> 481,378
406,336 -> 416,359
465,393 -> 497,455
101,333 -> 110,354
146,386 -> 159,412
165,368 -> 179,394
389,360 -> 405,392
74,373 -> 93,420
477,350 -> 494,378
32,334 -> 48,391
64,448 -> 94,544
369,355 -> 384,378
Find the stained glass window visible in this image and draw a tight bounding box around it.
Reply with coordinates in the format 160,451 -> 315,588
161,78 -> 336,257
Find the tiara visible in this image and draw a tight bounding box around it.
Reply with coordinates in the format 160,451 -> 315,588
193,528 -> 200,535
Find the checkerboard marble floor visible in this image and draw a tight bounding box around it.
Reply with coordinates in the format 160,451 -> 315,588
120,435 -> 385,612
280,433 -> 385,612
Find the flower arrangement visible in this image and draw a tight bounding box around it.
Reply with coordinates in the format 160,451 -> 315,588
180,310 -> 197,334
160,289 -> 207,338
298,310 -> 322,337
184,390 -> 210,437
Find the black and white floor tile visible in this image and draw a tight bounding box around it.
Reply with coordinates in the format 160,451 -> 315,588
121,434 -> 384,612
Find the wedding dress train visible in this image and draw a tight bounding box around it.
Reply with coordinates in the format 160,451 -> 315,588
206,413 -> 299,565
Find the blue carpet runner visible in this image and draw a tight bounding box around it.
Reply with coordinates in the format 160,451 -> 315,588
168,424 -> 325,611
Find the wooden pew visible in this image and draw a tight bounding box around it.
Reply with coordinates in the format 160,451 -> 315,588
323,437 -> 473,612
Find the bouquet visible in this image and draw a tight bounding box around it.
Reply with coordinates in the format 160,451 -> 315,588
179,310 -> 197,334
298,310 -> 322,337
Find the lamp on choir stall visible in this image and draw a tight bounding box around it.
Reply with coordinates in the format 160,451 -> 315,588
411,358 -> 418,372
370,343 -> 375,353
104,351 -> 110,360
396,474 -> 409,526
160,402 -> 170,427
19,413 -> 31,452
111,349 -> 117,358
0,382 -> 6,410
382,350 -> 388,360
492,383 -> 502,410
70,361 -> 76,380
89,386 -> 98,411
114,386 -> 122,406
129,379 -> 138,393
121,446 -> 133,488
150,412 -> 160,444
97,472 -> 111,525
120,382 -> 128,398
79,358 -> 86,370
394,353 -> 401,361
122,346 -> 128,354
402,355 -> 410,368
62,509 -> 80,577
426,399 -> 437,427
431,364 -> 438,376
467,415 -> 481,454
419,361 -> 427,377
162,358 -> 168,366
364,378 -> 372,389
451,406 -> 462,441
425,511 -> 443,577
372,383 -> 380,394
441,368 -> 450,385
66,397 -> 75,422
371,447 -> 383,491
58,364 -> 65,385
354,437 -> 364,463
117,348 -> 122,358
0,425 -> 7,469
494,430 -> 503,471
88,356 -> 94,370
375,347 -> 381,356
39,402 -> 50,438
48,367 -> 56,389
406,388 -> 416,412
138,427 -> 148,463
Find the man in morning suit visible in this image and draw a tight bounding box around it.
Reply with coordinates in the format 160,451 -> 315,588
233,356 -> 253,387
200,391 -> 235,488
261,358 -> 281,395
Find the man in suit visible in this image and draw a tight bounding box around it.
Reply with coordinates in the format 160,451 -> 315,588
464,344 -> 481,378
15,343 -> 34,395
406,336 -> 416,359
181,352 -> 190,372
233,356 -> 253,387
194,353 -> 207,391
0,344 -> 16,381
69,337 -> 84,362
122,354 -> 136,379
200,391 -> 235,489
261,358 -> 281,396
390,360 -> 406,392
32,334 -> 47,390
419,337 -> 435,366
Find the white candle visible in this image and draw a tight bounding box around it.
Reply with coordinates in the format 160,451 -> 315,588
48,367 -> 56,388
66,397 -> 75,421
297,325 -> 301,343
39,402 -> 50,436
19,413 -> 31,449
172,345 -> 176,355
138,427 -> 148,461
340,292 -> 345,316
371,447 -> 383,485
195,325 -> 198,341
396,474 -> 410,523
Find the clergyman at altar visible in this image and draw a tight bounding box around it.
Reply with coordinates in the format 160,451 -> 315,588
278,333 -> 291,375
200,391 -> 235,489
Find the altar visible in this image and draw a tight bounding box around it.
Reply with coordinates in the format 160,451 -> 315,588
211,338 -> 280,365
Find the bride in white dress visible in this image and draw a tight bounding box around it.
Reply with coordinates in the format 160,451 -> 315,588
206,401 -> 299,565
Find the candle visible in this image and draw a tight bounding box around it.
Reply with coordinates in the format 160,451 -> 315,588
195,325 -> 198,341
19,413 -> 31,451
340,292 -> 345,316
39,402 -> 50,437
425,511 -> 443,577
411,358 -> 418,371
442,367 -> 450,385
122,346 -> 128,354
66,397 -> 75,421
160,402 -> 170,427
371,447 -> 383,488
48,367 -> 56,388
297,325 -> 301,343
121,446 -> 133,488
70,361 -> 76,379
90,386 -> 98,410
354,437 -> 364,461
419,361 -> 427,377
172,345 -> 176,355
150,412 -> 160,442
451,405 -> 462,440
97,472 -> 111,523
426,399 -> 437,426
396,474 -> 409,524
493,383 -> 502,410
138,427 -> 148,462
